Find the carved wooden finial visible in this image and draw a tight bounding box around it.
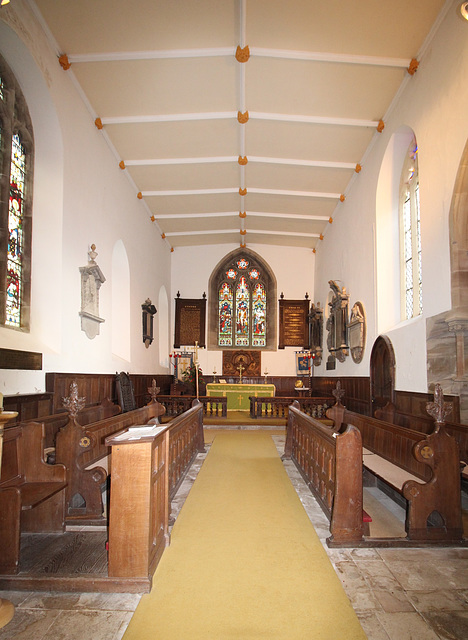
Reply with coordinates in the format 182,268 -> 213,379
407,58 -> 419,75
237,110 -> 249,124
58,54 -> 71,70
94,118 -> 103,130
332,381 -> 345,406
148,379 -> 160,402
62,381 -> 86,419
238,156 -> 248,165
426,383 -> 452,426
236,45 -> 250,63
239,187 -> 247,196
377,119 -> 385,133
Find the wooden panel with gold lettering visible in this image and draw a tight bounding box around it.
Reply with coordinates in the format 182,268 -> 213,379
174,297 -> 206,348
0,348 -> 42,370
278,299 -> 310,349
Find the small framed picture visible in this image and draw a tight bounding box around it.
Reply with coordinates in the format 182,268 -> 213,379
296,351 -> 311,376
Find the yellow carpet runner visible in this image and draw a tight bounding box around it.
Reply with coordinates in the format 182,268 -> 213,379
123,431 -> 366,640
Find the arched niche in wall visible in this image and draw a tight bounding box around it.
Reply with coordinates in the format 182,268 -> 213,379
375,126 -> 415,333
158,285 -> 169,368
208,247 -> 277,351
111,240 -> 130,361
370,335 -> 396,416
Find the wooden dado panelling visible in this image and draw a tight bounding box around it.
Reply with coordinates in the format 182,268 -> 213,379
395,390 -> 460,424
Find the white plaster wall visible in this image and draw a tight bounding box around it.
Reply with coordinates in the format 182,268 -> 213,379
314,0 -> 468,392
0,3 -> 171,396
171,242 -> 315,377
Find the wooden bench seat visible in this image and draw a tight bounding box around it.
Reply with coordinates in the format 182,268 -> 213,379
362,447 -> 422,492
0,422 -> 67,575
327,401 -> 464,543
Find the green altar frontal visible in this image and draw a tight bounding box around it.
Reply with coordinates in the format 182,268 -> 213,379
206,383 -> 275,411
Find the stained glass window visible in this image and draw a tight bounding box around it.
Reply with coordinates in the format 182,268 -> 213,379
217,257 -> 267,348
6,135 -> 25,327
252,283 -> 266,347
218,282 -> 233,346
0,56 -> 33,330
400,137 -> 422,320
235,276 -> 250,346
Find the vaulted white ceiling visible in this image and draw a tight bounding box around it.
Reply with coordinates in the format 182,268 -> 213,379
31,0 -> 447,252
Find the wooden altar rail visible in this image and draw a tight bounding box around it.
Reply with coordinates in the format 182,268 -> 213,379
105,400 -> 205,583
283,401 -> 364,546
250,396 -> 333,420
156,395 -> 227,419
375,402 -> 468,469
327,403 -> 464,544
55,400 -> 166,525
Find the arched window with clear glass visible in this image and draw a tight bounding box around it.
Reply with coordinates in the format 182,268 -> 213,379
0,57 -> 34,330
400,136 -> 422,319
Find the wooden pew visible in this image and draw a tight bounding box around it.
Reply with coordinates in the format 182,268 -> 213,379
375,401 -> 468,474
105,399 -> 205,582
283,400 -> 365,546
55,399 -> 166,524
0,422 -> 67,575
327,394 -> 464,543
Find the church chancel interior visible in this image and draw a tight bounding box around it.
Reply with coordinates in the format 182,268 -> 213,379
1,1 -> 468,639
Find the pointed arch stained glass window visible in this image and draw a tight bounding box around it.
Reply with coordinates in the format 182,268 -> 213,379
252,283 -> 266,346
218,282 -> 233,346
1,57 -> 33,331
6,135 -> 25,327
236,276 -> 250,346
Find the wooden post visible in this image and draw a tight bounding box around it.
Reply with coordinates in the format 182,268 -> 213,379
0,410 -> 18,628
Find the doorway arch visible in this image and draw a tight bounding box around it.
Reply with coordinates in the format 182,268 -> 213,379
370,335 -> 396,416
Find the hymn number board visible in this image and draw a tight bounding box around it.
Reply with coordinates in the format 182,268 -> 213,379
278,298 -> 310,349
174,294 -> 206,349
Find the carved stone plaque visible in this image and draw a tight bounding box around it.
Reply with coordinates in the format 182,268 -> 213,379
348,301 -> 366,363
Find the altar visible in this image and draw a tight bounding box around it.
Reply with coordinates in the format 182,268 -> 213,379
206,383 -> 275,411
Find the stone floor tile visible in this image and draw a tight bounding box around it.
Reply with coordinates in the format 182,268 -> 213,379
372,587 -> 415,613
421,611 -> 468,640
377,559 -> 468,591
39,610 -> 133,640
376,611 -> 441,640
19,591 -> 141,612
407,589 -> 468,612
0,592 -> 32,607
0,608 -> 60,640
356,611 -> 392,640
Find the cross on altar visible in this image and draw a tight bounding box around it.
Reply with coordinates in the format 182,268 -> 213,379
237,363 -> 245,380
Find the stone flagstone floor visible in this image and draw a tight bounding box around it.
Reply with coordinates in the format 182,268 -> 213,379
0,427 -> 467,640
